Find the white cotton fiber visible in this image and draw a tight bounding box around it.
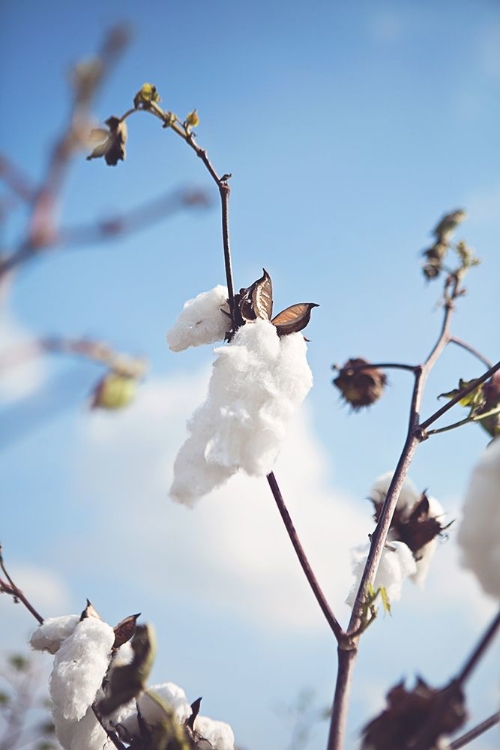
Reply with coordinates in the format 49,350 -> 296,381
370,472 -> 421,516
170,319 -> 313,504
116,682 -> 192,739
195,715 -> 235,750
139,682 -> 192,725
53,706 -> 113,750
346,541 -> 417,607
30,614 -> 80,654
50,617 -> 115,721
167,285 -> 229,351
457,438 -> 500,599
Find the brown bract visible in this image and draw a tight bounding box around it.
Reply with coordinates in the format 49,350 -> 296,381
361,677 -> 466,749
333,358 -> 387,410
372,492 -> 450,557
233,268 -> 318,336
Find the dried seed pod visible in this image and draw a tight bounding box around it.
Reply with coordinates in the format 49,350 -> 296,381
271,302 -> 318,336
333,358 -> 387,410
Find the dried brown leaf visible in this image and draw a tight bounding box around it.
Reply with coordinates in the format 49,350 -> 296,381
113,612 -> 141,649
271,302 -> 318,336
80,599 -> 102,621
251,269 -> 273,320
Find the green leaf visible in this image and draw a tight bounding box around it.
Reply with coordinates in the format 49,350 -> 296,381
380,586 -> 392,615
439,378 -> 486,409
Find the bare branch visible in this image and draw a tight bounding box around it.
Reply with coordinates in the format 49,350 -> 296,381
0,546 -> 44,625
450,711 -> 500,749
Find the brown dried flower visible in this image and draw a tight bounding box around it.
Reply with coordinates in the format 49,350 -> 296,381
333,358 -> 387,410
86,116 -> 127,166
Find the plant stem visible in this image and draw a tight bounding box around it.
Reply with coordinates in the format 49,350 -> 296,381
456,608 -> 500,686
420,360 -> 500,432
326,293 -> 456,750
0,546 -> 44,625
267,472 -> 344,642
450,712 -> 500,749
448,336 -> 492,368
425,405 -> 500,436
332,362 -> 417,373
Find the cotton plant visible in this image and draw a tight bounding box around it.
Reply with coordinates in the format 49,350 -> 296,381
167,270 -> 317,505
457,437 -> 500,599
29,605 -> 236,750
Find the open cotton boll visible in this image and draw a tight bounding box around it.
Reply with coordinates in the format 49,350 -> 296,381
457,438 -> 500,599
139,682 -> 192,725
50,618 -> 115,721
411,495 -> 445,588
30,614 -> 80,654
167,285 -> 229,351
346,541 -> 417,607
53,706 -> 114,750
370,472 -> 420,516
116,682 -> 191,739
195,715 -> 235,750
170,319 -> 313,505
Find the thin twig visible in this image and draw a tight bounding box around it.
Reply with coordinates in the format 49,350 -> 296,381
425,405 -> 500,437
332,362 -> 417,373
327,285 -> 460,750
92,705 -> 126,750
448,336 -> 492,369
266,472 -> 345,642
450,712 -> 500,749
0,546 -> 44,625
419,361 -> 500,432
456,608 -> 500,686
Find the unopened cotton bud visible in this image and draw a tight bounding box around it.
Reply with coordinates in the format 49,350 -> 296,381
90,371 -> 138,410
333,358 -> 387,410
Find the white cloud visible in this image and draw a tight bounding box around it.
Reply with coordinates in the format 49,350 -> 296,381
0,565 -> 71,649
71,371 -> 371,633
0,314 -> 46,403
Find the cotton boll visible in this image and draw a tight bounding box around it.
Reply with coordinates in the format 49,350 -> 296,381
346,541 -> 417,607
167,286 -> 229,352
30,614 -> 80,654
411,495 -> 445,588
195,715 -> 235,750
50,618 -> 115,721
457,438 -> 500,599
53,706 -> 114,750
170,319 -> 313,504
370,472 -> 421,517
139,682 -> 192,725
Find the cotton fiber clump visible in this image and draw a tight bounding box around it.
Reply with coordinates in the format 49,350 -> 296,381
50,618 -> 115,722
457,438 -> 500,599
167,285 -> 229,351
116,682 -> 192,738
52,705 -> 113,750
30,614 -> 80,654
346,541 -> 417,608
370,472 -> 420,513
170,318 -> 313,505
369,472 -> 446,587
195,715 -> 235,750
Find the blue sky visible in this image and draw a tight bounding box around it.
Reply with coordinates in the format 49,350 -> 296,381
1,1 -> 499,748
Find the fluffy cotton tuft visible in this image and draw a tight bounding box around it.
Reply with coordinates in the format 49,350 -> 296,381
50,618 -> 115,721
457,438 -> 500,599
30,614 -> 80,654
346,541 -> 417,607
52,706 -> 114,750
167,286 -> 229,352
370,472 -> 421,516
170,319 -> 313,504
116,682 -> 192,739
195,715 -> 235,750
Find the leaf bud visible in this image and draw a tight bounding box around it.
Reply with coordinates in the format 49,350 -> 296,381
333,358 -> 387,410
185,109 -> 200,130
133,82 -> 161,109
90,371 -> 139,410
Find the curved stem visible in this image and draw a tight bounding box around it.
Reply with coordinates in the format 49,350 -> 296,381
425,405 -> 500,437
448,336 -> 492,368
450,712 -> 500,749
0,546 -> 44,625
419,361 -> 500,432
266,472 -> 344,642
